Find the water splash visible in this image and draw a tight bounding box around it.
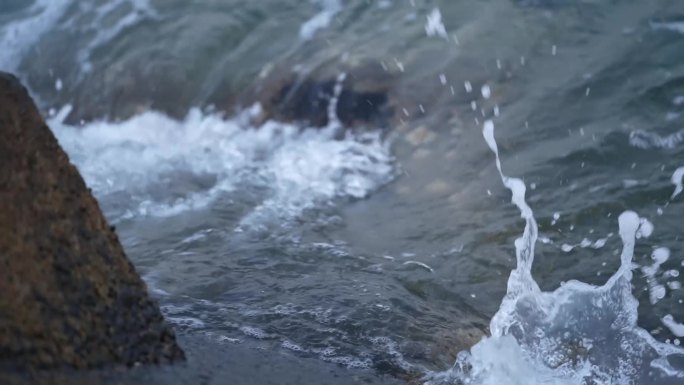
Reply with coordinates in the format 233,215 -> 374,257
642,248 -> 671,305
326,73 -> 348,132
662,315 -> 684,338
425,8 -> 448,39
672,167 -> 684,200
49,103 -> 393,226
428,120 -> 684,385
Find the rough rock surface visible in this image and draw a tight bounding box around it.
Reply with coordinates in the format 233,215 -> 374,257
0,72 -> 184,373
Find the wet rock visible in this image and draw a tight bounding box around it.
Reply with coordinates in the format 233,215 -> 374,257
245,61 -> 395,129
267,77 -> 391,128
0,72 -> 184,373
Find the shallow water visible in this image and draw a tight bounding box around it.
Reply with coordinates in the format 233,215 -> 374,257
3,0 -> 684,384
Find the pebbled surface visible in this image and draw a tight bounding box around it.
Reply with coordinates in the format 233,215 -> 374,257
0,72 -> 185,373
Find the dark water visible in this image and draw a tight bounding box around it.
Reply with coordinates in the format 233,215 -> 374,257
3,1 -> 684,384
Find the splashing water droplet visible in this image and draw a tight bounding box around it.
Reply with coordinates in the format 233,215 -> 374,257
663,315 -> 684,337
672,167 -> 684,200
481,84 -> 491,99
425,8 -> 448,39
428,120 -> 684,385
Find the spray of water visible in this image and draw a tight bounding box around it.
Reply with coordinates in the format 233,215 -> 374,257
672,167 -> 684,200
427,120 -> 684,385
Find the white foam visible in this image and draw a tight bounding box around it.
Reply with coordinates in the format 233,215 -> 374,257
629,129 -> 684,149
282,340 -> 306,352
0,0 -> 72,71
216,335 -> 242,344
49,106 -> 393,225
369,336 -> 414,371
299,0 -> 342,41
428,335 -> 591,385
324,355 -> 373,369
239,326 -> 273,339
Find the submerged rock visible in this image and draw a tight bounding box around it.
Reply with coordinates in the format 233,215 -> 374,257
0,72 -> 184,372
251,61 -> 395,129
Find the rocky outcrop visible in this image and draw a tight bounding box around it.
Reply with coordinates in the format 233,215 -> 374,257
0,72 -> 184,373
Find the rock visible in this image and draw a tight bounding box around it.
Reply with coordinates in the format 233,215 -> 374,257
264,77 -> 392,128
0,72 -> 184,373
250,61 -> 395,129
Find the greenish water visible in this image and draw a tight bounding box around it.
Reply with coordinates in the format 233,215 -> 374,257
2,1 -> 684,384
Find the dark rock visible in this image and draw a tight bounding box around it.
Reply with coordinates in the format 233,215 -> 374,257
0,72 -> 185,373
267,77 -> 391,128
250,61 -> 395,129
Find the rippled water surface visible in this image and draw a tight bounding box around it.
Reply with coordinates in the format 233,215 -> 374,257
3,1 -> 684,384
